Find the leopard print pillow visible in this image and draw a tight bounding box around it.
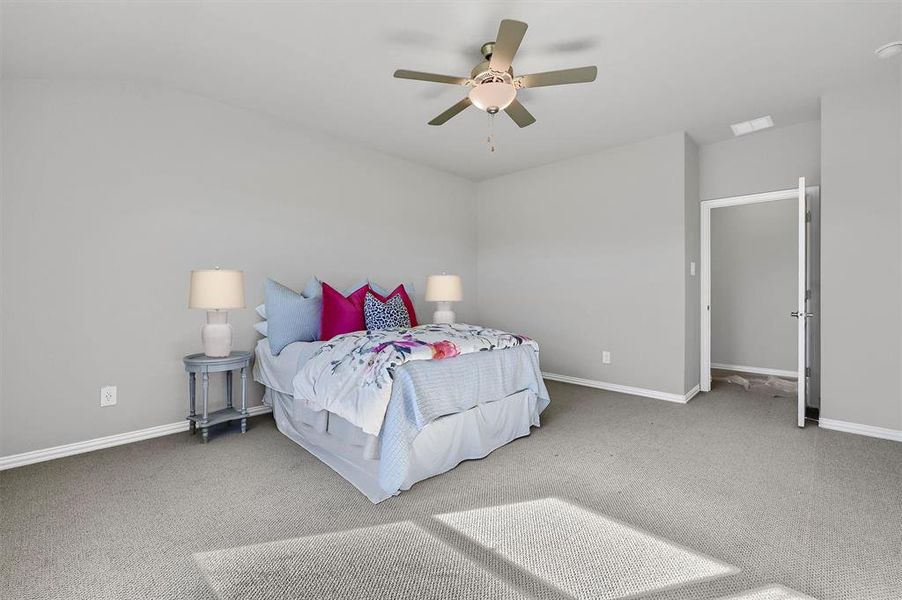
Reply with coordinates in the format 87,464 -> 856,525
364,291 -> 412,330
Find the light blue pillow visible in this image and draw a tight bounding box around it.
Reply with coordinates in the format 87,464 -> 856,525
368,280 -> 416,297
302,276 -> 323,298
343,278 -> 370,295
257,276 -> 320,319
264,279 -> 322,355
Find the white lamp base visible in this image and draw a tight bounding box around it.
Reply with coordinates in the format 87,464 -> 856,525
202,310 -> 233,357
432,301 -> 456,325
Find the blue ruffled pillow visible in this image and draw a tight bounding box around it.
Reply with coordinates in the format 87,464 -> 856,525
264,278 -> 322,355
368,280 -> 415,298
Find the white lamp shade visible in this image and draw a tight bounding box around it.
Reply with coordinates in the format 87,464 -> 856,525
425,274 -> 463,302
188,269 -> 246,310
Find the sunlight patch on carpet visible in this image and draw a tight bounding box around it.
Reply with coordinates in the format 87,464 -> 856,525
193,521 -> 521,600
718,585 -> 817,600
435,497 -> 738,600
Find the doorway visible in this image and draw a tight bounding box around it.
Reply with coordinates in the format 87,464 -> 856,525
700,179 -> 820,427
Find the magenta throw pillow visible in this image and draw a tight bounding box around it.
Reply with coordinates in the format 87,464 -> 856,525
320,283 -> 369,340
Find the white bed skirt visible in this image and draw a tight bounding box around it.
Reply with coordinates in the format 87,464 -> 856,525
267,387 -> 541,503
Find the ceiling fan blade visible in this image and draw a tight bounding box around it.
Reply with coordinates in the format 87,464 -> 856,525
394,69 -> 468,85
489,19 -> 528,72
428,97 -> 472,126
517,66 -> 598,88
504,99 -> 536,128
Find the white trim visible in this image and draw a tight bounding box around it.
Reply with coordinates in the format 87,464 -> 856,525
0,405 -> 273,471
700,203 -> 712,391
701,187 -> 802,210
796,176 -> 807,428
683,384 -> 701,402
818,419 -> 902,443
711,363 -> 798,379
543,372 -> 699,404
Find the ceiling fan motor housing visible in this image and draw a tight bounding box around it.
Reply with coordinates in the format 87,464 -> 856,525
470,61 -> 514,80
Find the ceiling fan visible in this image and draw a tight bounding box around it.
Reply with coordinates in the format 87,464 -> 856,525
394,19 -> 597,128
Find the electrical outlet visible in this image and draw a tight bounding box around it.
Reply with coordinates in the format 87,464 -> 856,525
690,261 -> 696,276
602,351 -> 612,364
100,385 -> 117,407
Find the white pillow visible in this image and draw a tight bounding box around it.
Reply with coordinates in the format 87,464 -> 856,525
254,321 -> 268,336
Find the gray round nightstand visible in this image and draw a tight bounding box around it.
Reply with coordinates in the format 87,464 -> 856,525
183,351 -> 253,443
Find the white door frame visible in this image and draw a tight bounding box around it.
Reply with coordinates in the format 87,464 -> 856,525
699,185 -> 817,394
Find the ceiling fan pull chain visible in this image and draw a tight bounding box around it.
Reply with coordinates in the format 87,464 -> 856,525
487,112 -> 496,153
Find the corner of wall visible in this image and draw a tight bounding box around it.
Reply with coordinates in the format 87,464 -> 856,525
683,133 -> 701,393
466,178 -> 480,324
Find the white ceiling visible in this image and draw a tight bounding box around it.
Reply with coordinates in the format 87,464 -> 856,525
3,1 -> 900,180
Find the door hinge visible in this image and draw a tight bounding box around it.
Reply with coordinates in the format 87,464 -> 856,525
805,210 -> 812,223
805,289 -> 811,300
805,367 -> 811,377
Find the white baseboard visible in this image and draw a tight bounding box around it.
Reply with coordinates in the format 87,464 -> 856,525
543,372 -> 699,404
711,363 -> 798,379
683,384 -> 701,402
818,418 -> 902,443
0,405 -> 273,471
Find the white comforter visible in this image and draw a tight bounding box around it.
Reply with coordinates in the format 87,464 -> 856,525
292,323 -> 538,435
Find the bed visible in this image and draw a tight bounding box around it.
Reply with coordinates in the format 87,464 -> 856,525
253,323 -> 550,502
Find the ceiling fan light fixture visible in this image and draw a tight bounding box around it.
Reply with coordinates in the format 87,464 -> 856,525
468,82 -> 517,113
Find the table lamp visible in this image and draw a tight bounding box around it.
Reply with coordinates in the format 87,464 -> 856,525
189,268 -> 246,357
425,274 -> 462,324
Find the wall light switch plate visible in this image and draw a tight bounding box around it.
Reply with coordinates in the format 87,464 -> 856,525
602,351 -> 612,364
100,385 -> 117,407
690,261 -> 696,276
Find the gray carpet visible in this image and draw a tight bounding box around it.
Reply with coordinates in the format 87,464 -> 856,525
2,380 -> 901,600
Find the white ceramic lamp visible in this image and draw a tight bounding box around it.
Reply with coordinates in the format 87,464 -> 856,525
188,269 -> 246,357
425,274 -> 462,324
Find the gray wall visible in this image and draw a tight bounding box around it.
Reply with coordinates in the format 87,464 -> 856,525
0,80 -> 477,456
476,131 -> 696,396
683,135 -> 700,390
821,79 -> 902,431
699,121 -> 821,200
710,200 -> 798,371
4,77 -> 902,459
699,121 -> 821,372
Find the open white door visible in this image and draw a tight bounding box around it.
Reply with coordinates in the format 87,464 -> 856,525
701,181 -> 815,426
793,177 -> 809,427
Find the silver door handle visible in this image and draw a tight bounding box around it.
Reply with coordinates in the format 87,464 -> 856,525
790,311 -> 815,318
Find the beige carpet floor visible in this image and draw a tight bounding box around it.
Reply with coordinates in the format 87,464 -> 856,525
2,380 -> 900,599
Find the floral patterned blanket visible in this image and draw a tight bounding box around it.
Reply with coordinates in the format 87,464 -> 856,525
292,323 -> 538,435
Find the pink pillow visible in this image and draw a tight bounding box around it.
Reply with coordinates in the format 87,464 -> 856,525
368,284 -> 419,327
320,283 -> 369,340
